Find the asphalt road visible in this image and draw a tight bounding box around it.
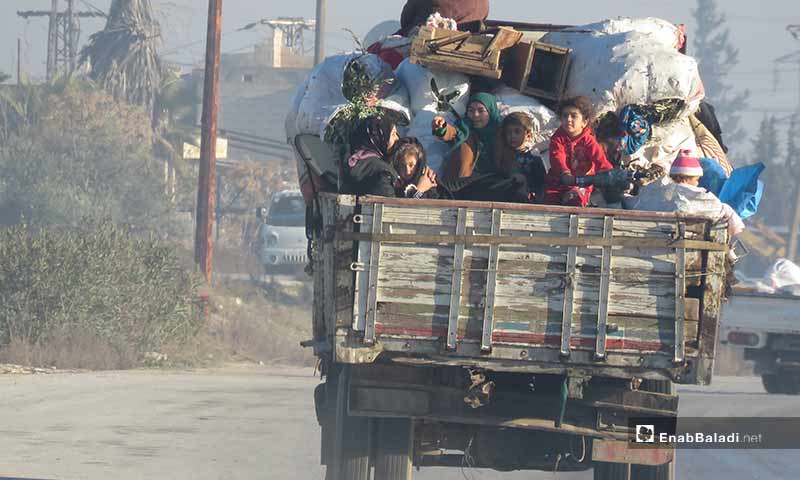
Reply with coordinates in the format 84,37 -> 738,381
0,369 -> 797,480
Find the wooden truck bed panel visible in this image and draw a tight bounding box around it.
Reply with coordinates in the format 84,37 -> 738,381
317,194 -> 727,385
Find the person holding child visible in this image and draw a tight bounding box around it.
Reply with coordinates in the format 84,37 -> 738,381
432,92 -> 502,181
545,96 -> 614,207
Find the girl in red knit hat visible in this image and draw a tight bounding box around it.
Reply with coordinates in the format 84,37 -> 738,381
631,150 -> 744,236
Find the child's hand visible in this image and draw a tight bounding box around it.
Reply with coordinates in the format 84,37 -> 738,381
431,116 -> 448,137
416,167 -> 438,193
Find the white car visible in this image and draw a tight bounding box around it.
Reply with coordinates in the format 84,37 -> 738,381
255,190 -> 308,272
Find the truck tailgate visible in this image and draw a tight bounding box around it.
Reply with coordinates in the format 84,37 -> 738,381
318,195 -> 728,385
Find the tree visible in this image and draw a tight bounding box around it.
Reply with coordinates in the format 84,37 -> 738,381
752,116 -> 785,225
0,81 -> 179,235
692,0 -> 750,151
80,0 -> 162,119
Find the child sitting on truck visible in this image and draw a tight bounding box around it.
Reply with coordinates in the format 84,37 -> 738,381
495,112 -> 547,203
544,96 -> 614,207
388,137 -> 441,198
629,151 -> 745,236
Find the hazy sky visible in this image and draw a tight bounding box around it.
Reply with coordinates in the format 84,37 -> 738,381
3,0 -> 800,147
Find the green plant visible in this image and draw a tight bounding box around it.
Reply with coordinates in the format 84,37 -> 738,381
324,56 -> 394,160
80,0 -> 162,117
0,221 -> 201,355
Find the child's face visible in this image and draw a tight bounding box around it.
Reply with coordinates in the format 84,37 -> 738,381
560,106 -> 589,138
467,101 -> 490,129
505,124 -> 532,151
397,153 -> 418,181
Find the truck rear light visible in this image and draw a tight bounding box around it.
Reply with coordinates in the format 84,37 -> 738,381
727,331 -> 759,347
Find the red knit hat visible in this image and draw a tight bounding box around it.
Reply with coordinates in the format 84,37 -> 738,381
670,150 -> 703,177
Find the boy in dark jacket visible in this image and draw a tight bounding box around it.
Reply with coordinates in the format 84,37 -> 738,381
545,96 -> 614,207
496,112 -> 547,203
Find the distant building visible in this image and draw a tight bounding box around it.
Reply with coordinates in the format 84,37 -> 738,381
190,18 -> 315,165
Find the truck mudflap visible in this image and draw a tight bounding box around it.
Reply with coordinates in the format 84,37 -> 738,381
592,439 -> 674,466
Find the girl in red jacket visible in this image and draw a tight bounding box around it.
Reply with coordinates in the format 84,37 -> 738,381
545,96 -> 613,207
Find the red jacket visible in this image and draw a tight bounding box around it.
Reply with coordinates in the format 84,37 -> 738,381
546,127 -> 613,184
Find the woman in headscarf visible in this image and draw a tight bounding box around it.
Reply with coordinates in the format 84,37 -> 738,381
342,114 -> 401,196
431,92 -> 502,181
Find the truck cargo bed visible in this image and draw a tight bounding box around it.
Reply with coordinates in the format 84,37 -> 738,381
314,194 -> 728,385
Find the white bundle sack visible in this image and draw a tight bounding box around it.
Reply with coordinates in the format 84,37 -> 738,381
293,53 -> 411,139
395,59 -> 471,116
494,85 -> 560,154
541,17 -> 704,120
627,176 -> 725,218
626,117 -> 698,173
405,108 -> 459,175
763,259 -> 800,290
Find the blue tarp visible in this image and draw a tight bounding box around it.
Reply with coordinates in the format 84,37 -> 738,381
699,158 -> 728,196
718,162 -> 765,220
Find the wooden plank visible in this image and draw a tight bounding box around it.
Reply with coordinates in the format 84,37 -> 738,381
364,204 -> 383,345
373,302 -> 700,349
447,208 -> 467,350
341,231 -> 727,252
333,199 -> 357,332
357,195 -> 719,223
596,216 -> 614,360
369,207 -> 706,239
674,245 -> 686,363
379,244 -> 703,277
481,209 -> 502,351
561,215 -> 578,357
376,273 -> 681,319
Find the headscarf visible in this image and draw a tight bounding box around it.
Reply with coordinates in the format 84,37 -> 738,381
389,137 -> 428,194
617,105 -> 651,155
450,92 -> 500,175
349,114 -> 398,158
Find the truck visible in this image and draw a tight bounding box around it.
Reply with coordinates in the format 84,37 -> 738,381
720,288 -> 800,395
293,130 -> 730,480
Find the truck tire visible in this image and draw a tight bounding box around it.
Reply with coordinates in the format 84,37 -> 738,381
762,373 -> 784,394
594,379 -> 675,480
374,418 -> 414,480
327,366 -> 371,480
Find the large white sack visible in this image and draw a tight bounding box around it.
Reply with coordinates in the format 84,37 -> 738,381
627,176 -> 724,218
293,53 -> 411,139
494,85 -> 560,154
763,259 -> 800,290
395,59 -> 471,116
541,17 -> 704,119
626,117 -> 698,174
405,108 -> 458,175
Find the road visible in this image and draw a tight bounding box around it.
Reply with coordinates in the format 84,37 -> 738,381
0,369 -> 797,480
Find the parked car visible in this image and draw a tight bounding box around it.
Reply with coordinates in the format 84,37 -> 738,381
254,190 -> 307,274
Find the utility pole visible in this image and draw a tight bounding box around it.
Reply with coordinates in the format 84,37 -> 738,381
17,3 -> 104,81
314,0 -> 327,65
784,25 -> 800,262
47,0 -> 58,80
195,0 -> 224,283
17,38 -> 22,84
